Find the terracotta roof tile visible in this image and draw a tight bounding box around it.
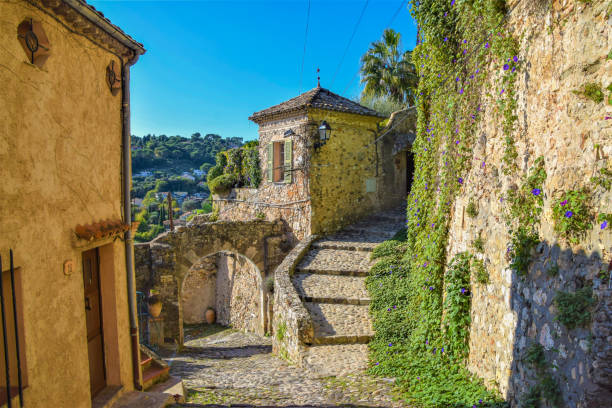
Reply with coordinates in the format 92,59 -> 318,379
249,86 -> 387,123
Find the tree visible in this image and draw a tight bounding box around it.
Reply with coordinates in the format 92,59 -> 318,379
182,199 -> 199,212
359,28 -> 418,107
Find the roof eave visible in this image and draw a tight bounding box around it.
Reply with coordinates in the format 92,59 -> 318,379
62,0 -> 145,54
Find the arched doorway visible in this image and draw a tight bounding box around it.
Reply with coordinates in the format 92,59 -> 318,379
180,251 -> 268,340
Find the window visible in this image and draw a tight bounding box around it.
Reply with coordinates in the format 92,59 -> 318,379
0,264 -> 27,406
267,140 -> 293,183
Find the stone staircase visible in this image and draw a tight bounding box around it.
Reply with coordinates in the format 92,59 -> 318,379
291,206 -> 405,377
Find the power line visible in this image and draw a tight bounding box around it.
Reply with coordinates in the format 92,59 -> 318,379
299,0 -> 312,93
330,0 -> 370,89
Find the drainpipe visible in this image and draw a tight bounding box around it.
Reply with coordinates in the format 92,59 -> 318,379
121,51 -> 143,391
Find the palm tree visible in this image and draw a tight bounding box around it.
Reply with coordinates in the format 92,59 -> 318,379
359,28 -> 418,107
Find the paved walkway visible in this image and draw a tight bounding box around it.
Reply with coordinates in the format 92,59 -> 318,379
160,324 -> 408,408
161,207 -> 408,407
295,207 -> 406,377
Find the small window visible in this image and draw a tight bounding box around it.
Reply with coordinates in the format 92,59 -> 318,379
267,140 -> 293,184
0,264 -> 27,406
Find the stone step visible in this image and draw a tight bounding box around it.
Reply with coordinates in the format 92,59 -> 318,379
297,248 -> 373,275
312,238 -> 378,252
292,273 -> 369,302
303,344 -> 370,377
305,302 -> 373,341
312,334 -> 372,345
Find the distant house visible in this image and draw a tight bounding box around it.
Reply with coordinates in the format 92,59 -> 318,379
193,169 -> 205,177
135,170 -> 152,178
180,172 -> 195,181
173,191 -> 188,205
131,197 -> 144,208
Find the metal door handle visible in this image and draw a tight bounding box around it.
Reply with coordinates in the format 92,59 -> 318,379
85,297 -> 91,311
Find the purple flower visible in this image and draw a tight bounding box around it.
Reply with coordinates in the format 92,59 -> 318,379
513,56 -> 518,62
463,39 -> 467,44
441,347 -> 444,353
602,221 -> 608,229
429,286 -> 433,291
458,177 -> 464,184
560,200 -> 567,206
387,308 -> 391,311
565,211 -> 573,218
444,37 -> 448,42
500,89 -> 505,94
375,362 -> 379,365
461,288 -> 466,294
426,340 -> 429,345
503,64 -> 510,71
485,42 -> 489,48
388,343 -> 393,347
451,0 -> 455,5
456,140 -> 460,144
532,188 -> 541,196
479,399 -> 483,404
417,376 -> 420,380
459,88 -> 464,94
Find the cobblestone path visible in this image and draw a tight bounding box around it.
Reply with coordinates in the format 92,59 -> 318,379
161,325 -> 409,407
295,207 -> 406,377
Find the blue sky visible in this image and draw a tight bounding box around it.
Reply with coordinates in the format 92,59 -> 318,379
90,0 -> 417,141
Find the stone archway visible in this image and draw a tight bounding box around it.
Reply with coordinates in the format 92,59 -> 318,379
180,251 -> 267,337
134,219 -> 291,345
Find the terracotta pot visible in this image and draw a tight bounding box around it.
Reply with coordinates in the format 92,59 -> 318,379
148,301 -> 162,318
205,308 -> 216,324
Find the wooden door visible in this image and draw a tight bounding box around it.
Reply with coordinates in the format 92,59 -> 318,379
82,248 -> 106,397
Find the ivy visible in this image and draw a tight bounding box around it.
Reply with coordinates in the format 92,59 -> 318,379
551,189 -> 593,244
554,286 -> 596,330
365,1 -> 518,405
508,226 -> 539,276
473,258 -> 489,284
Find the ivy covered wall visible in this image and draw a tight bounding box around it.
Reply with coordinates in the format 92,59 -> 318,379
367,1 -> 611,407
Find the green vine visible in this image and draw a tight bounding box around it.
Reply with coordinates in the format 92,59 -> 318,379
365,0 -> 518,406
554,286 -> 596,330
551,189 -> 593,244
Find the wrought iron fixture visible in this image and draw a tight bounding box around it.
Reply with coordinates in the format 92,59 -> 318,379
106,60 -> 121,94
17,18 -> 50,68
283,129 -> 295,137
314,120 -> 331,149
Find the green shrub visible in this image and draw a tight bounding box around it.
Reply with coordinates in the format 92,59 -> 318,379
208,173 -> 239,194
472,233 -> 485,253
523,343 -> 546,371
509,227 -> 539,276
574,83 -> 604,103
466,200 -> 479,218
552,189 -> 593,244
276,321 -> 287,342
590,167 -> 612,191
546,263 -> 559,277
473,259 -> 489,285
554,286 -> 596,330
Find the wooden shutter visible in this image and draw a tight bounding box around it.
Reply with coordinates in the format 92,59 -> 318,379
267,143 -> 273,182
283,140 -> 292,184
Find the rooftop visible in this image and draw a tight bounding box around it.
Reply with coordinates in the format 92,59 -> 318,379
249,86 -> 387,123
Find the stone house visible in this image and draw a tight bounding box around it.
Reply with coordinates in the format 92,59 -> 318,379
0,1 -> 149,407
214,85 -> 415,241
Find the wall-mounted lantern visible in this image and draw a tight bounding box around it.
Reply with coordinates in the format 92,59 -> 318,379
106,60 -> 121,95
283,129 -> 295,137
314,120 -> 331,150
17,18 -> 50,68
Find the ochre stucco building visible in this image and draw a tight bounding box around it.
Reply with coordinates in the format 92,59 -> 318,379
0,1 -> 146,407
214,86 -> 415,241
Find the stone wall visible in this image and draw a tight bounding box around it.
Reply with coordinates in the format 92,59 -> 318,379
272,235 -> 317,365
444,1 -> 612,406
309,109 -> 390,235
215,112 -> 313,243
134,219 -> 292,344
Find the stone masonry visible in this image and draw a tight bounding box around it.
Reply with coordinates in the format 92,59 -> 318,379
444,1 -> 612,406
135,218 -> 292,344
273,205 -> 405,377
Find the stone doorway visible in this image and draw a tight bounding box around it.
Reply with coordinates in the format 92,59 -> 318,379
179,251 -> 269,342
